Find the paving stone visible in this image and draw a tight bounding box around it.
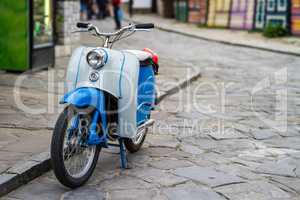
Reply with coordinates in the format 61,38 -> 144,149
98,175 -> 153,191
0,163 -> 10,174
1,197 -> 20,200
163,181 -> 226,200
61,188 -> 105,200
277,126 -> 300,137
254,159 -> 297,177
294,167 -> 300,177
129,168 -> 187,187
2,132 -> 51,154
149,158 -> 194,170
215,181 -> 292,200
0,131 -> 18,148
6,174 -> 67,200
206,128 -> 248,140
196,152 -> 233,165
107,188 -> 165,200
179,144 -> 204,155
146,134 -> 179,149
0,114 -> 50,130
175,111 -> 210,120
216,164 -> 264,181
270,176 -> 300,194
251,129 -> 278,140
265,137 -> 300,150
173,166 -> 245,187
142,147 -> 174,157
128,154 -> 152,167
237,147 -> 300,162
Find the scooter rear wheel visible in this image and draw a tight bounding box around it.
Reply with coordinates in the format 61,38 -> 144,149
51,106 -> 101,188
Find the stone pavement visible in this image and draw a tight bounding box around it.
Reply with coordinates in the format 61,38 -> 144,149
3,76 -> 300,200
1,16 -> 300,199
129,14 -> 300,56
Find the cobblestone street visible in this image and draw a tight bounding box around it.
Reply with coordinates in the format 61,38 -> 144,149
1,17 -> 300,199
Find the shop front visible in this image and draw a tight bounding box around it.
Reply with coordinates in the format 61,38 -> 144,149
0,0 -> 55,72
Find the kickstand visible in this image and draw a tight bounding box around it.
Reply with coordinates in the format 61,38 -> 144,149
118,138 -> 129,169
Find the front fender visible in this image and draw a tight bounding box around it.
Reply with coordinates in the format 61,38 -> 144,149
61,87 -> 108,145
60,87 -> 105,112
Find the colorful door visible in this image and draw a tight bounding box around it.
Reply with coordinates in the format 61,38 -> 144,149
291,0 -> 300,35
265,0 -> 290,29
175,0 -> 189,22
255,0 -> 266,29
207,0 -> 231,27
230,0 -> 255,29
188,0 -> 208,24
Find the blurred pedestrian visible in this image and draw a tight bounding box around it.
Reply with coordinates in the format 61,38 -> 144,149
96,0 -> 108,19
80,0 -> 87,20
112,0 -> 122,29
129,0 -> 133,18
84,0 -> 93,20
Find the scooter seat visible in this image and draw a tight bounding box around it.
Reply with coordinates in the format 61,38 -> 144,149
125,50 -> 152,61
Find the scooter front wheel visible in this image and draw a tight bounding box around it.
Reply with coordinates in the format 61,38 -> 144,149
51,106 -> 101,188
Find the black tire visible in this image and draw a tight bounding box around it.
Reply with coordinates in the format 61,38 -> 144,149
124,128 -> 147,153
51,106 -> 101,188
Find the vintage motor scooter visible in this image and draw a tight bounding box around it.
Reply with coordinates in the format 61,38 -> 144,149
50,22 -> 158,188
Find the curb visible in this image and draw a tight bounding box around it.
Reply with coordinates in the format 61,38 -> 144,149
0,152 -> 51,197
126,18 -> 300,57
0,70 -> 201,197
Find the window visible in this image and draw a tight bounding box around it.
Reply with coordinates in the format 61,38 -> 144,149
33,0 -> 53,47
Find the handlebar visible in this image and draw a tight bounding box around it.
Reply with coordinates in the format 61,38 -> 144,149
77,22 -> 90,29
135,23 -> 155,29
76,22 -> 154,37
74,22 -> 155,48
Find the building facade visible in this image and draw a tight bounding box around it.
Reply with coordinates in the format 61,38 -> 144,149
230,0 -> 256,29
188,0 -> 208,24
207,0 -> 231,27
265,0 -> 290,29
291,0 -> 300,35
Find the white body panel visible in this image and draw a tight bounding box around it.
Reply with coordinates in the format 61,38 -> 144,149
65,46 -> 140,138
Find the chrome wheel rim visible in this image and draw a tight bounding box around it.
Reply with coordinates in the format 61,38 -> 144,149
63,115 -> 96,178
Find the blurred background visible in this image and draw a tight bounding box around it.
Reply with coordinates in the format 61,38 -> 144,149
0,0 -> 299,72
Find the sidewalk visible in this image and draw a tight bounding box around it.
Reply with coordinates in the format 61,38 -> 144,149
0,19 -> 201,196
129,14 -> 300,56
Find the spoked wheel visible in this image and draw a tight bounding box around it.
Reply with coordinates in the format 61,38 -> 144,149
124,126 -> 148,153
51,106 -> 101,188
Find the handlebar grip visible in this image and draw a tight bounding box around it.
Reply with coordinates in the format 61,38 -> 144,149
135,23 -> 155,29
76,22 -> 90,28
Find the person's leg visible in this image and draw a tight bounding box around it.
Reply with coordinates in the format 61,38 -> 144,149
87,2 -> 93,20
113,6 -> 121,29
129,0 -> 133,17
96,0 -> 102,19
103,0 -> 108,18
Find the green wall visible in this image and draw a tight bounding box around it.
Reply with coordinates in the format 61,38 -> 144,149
0,0 -> 29,71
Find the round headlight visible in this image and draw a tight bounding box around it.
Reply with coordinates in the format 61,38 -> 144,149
86,50 -> 106,69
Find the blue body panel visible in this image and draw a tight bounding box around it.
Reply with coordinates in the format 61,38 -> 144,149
137,65 -> 155,125
60,87 -> 108,145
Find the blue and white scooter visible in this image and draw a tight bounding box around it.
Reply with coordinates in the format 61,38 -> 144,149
50,22 -> 158,188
